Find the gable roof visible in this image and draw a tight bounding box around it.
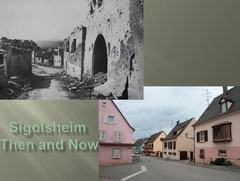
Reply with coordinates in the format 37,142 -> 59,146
112,101 -> 135,131
145,131 -> 164,143
194,86 -> 240,127
135,138 -> 147,146
163,118 -> 194,141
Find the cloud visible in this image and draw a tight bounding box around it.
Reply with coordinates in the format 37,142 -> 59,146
115,86 -> 224,140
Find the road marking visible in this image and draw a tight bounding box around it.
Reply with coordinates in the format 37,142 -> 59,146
121,166 -> 147,181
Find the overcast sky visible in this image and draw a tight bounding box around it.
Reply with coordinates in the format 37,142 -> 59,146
0,0 -> 88,41
114,86 -> 228,140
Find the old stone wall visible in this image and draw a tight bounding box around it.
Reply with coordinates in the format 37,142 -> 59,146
64,0 -> 143,99
5,47 -> 32,77
64,26 -> 86,79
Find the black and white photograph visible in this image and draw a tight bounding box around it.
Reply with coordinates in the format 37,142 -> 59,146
0,0 -> 144,100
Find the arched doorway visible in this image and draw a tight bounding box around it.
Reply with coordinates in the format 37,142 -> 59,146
92,34 -> 108,75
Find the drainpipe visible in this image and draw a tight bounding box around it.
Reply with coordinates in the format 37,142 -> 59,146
193,127 -> 196,163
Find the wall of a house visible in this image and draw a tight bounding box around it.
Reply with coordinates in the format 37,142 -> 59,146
99,100 -> 134,144
99,100 -> 134,165
99,145 -> 132,165
64,27 -> 86,80
62,0 -> 143,99
153,132 -> 166,155
5,47 -> 32,77
195,112 -> 240,165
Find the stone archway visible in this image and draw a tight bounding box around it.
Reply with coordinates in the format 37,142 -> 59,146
92,34 -> 108,75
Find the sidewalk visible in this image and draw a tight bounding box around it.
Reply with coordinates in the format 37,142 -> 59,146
158,157 -> 240,172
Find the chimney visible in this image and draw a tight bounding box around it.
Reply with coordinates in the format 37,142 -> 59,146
176,120 -> 180,126
223,86 -> 228,94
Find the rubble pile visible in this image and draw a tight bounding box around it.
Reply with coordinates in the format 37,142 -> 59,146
56,72 -> 113,99
0,76 -> 32,99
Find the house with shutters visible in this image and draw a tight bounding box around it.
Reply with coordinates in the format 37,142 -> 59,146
193,86 -> 240,166
142,131 -> 166,157
99,100 -> 135,165
162,118 -> 197,161
135,137 -> 147,154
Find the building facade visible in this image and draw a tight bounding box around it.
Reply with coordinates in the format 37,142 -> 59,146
135,138 -> 147,154
193,87 -> 240,166
99,100 -> 135,165
162,118 -> 196,161
63,0 -> 143,99
143,131 -> 166,157
53,49 -> 62,67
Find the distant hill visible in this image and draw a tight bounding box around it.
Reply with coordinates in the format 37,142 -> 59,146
36,40 -> 64,49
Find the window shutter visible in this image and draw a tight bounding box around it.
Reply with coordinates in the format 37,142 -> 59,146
114,116 -> 118,124
197,132 -> 200,142
99,114 -> 101,122
119,132 -> 122,140
104,116 -> 108,123
204,131 -> 208,142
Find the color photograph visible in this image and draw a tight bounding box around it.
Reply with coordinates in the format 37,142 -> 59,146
99,86 -> 240,181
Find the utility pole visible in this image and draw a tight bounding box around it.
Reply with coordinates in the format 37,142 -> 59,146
204,89 -> 212,106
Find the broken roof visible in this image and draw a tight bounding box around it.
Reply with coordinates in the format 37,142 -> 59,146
194,86 -> 240,127
145,131 -> 164,144
135,138 -> 147,146
163,118 -> 194,141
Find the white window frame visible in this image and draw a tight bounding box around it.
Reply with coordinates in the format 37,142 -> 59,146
112,148 -> 122,159
219,150 -> 227,156
113,131 -> 122,141
102,102 -> 107,107
200,132 -> 205,142
104,115 -> 118,124
99,130 -> 106,140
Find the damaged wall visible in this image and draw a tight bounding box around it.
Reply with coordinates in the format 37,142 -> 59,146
64,26 -> 86,80
64,0 -> 144,99
5,47 -> 32,77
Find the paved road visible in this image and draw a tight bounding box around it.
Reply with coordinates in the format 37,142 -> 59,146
100,156 -> 240,181
18,65 -> 70,100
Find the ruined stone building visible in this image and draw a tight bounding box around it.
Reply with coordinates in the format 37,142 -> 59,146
64,0 -> 143,99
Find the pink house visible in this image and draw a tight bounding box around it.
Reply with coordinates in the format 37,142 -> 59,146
193,86 -> 240,166
99,100 -> 135,165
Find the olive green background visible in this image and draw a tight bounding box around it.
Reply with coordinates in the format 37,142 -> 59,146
0,101 -> 98,181
145,0 -> 240,85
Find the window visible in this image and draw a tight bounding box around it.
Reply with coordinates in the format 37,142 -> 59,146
113,131 -> 122,141
164,152 -> 167,154
173,141 -> 176,150
168,152 -> 172,155
200,149 -> 205,158
220,102 -> 227,113
99,114 -> 101,122
168,142 -> 172,149
102,102 -> 106,107
104,116 -> 117,124
164,142 -> 167,149
219,150 -> 227,156
212,123 -> 232,142
0,54 -> 4,65
112,148 -> 121,159
99,130 -> 106,140
71,39 -> 77,53
172,152 -> 176,156
197,131 -> 208,143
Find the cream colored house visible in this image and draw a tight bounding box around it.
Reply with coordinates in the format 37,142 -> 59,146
143,131 -> 166,157
162,118 -> 197,160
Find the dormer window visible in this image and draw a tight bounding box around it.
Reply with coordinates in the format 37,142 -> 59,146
220,102 -> 227,113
